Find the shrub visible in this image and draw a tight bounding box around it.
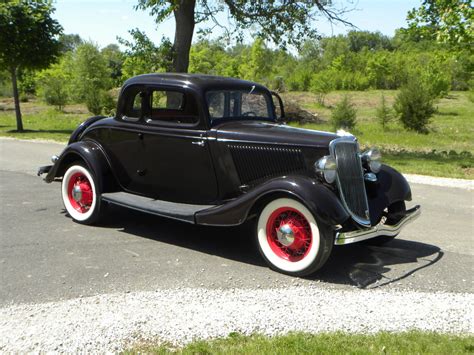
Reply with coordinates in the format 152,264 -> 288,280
394,77 -> 436,133
310,70 -> 334,106
271,76 -> 286,92
376,94 -> 393,128
331,95 -> 357,130
85,89 -> 116,116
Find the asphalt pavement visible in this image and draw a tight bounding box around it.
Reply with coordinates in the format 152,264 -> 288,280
0,138 -> 472,307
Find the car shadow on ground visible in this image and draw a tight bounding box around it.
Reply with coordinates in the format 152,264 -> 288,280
95,204 -> 443,289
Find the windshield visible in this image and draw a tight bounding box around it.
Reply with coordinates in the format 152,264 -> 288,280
206,89 -> 274,124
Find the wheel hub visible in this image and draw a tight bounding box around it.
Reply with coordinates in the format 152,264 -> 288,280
266,207 -> 313,262
277,224 -> 295,246
72,185 -> 82,202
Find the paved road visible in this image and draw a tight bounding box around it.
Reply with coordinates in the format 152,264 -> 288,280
0,138 -> 472,306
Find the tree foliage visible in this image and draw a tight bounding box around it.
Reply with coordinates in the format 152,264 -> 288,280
36,56 -> 72,111
136,0 -> 352,72
119,29 -> 173,79
71,43 -> 113,115
0,1 -> 62,131
405,0 -> 473,48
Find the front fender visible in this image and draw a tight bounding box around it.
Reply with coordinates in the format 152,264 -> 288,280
44,140 -> 114,192
366,164 -> 412,225
195,175 -> 350,226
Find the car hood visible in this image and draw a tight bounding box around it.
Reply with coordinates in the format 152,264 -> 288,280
214,121 -> 339,148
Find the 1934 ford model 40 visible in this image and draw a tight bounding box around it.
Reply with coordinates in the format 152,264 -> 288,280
38,74 -> 420,276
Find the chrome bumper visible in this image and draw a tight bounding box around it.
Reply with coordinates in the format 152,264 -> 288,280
334,205 -> 421,245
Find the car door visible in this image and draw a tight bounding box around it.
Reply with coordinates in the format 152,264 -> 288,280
139,87 -> 218,204
101,86 -> 148,194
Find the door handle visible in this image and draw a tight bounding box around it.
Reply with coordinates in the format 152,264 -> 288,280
192,140 -> 205,147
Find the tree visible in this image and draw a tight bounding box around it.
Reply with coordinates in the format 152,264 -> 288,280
59,34 -> 83,53
101,44 -> 125,86
0,1 -> 62,131
376,94 -> 393,129
36,56 -> 72,111
394,77 -> 436,133
332,95 -> 357,130
405,0 -> 473,48
71,43 -> 112,114
136,0 -> 352,73
119,29 -> 173,79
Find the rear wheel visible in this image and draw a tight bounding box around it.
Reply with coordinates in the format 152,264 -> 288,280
62,163 -> 102,224
256,197 -> 333,277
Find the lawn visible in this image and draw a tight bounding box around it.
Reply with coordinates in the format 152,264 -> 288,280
127,331 -> 474,354
284,90 -> 474,179
0,91 -> 472,178
0,98 -> 88,142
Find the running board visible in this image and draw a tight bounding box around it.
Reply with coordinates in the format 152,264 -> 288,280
101,192 -> 216,224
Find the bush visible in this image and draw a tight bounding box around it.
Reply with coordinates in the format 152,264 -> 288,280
331,95 -> 357,130
394,77 -> 436,133
271,76 -> 286,93
310,70 -> 334,106
376,94 -> 393,128
85,89 -> 116,116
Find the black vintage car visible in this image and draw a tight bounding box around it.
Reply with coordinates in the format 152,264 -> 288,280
38,74 -> 420,276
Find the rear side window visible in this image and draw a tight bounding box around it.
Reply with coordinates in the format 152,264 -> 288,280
151,90 -> 184,110
148,89 -> 198,125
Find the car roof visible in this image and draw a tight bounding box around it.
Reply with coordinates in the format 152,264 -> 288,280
123,73 -> 269,93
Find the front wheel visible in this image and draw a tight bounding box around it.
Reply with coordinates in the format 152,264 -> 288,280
256,197 -> 333,277
62,163 -> 102,224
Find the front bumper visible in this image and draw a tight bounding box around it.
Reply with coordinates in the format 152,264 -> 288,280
334,205 -> 421,245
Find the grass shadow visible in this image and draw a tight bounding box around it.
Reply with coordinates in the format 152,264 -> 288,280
436,111 -> 459,116
6,128 -> 74,134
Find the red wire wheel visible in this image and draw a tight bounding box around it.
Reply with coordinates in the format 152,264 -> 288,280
67,172 -> 94,213
62,164 -> 99,223
265,207 -> 313,262
257,197 -> 332,276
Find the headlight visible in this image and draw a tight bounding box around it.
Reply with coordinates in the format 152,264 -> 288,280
362,148 -> 382,173
315,155 -> 337,183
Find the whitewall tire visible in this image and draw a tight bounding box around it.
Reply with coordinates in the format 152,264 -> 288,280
256,197 -> 333,276
62,164 -> 102,224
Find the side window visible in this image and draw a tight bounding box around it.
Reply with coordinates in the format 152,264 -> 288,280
151,90 -> 184,110
148,89 -> 198,124
122,87 -> 144,122
207,92 -> 225,119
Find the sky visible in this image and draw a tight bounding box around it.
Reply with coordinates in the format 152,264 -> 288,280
53,0 -> 420,49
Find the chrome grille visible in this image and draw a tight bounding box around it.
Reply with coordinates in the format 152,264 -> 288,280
331,139 -> 370,225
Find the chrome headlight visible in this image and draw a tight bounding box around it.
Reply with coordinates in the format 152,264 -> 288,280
315,155 -> 337,183
362,148 -> 382,173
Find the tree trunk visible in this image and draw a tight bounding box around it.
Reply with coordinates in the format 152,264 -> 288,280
10,67 -> 23,132
172,0 -> 196,73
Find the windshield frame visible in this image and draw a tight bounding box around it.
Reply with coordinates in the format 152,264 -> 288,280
205,88 -> 276,126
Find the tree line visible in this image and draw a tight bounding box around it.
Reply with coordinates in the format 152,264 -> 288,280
0,0 -> 472,133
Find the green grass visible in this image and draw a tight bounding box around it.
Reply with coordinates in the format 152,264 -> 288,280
284,91 -> 474,179
126,331 -> 474,354
0,98 -> 88,142
0,91 -> 473,178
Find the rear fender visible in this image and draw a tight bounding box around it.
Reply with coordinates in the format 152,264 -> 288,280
44,140 -> 115,192
195,175 -> 349,226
